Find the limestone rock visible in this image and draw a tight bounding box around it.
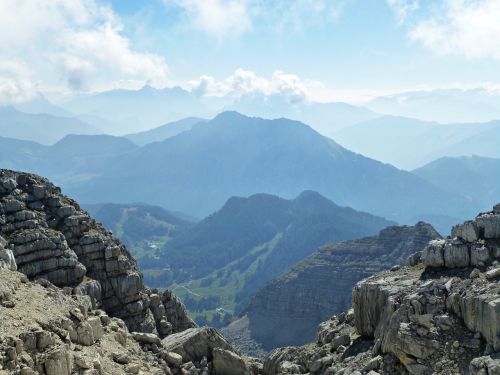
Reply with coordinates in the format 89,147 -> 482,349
161,327 -> 235,363
0,169 -> 193,339
212,347 -> 251,375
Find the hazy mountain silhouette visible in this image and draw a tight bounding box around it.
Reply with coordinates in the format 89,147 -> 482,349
413,156 -> 500,213
334,115 -> 500,169
125,117 -> 206,146
0,106 -> 100,144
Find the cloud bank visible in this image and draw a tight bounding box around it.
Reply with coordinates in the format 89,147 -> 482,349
409,0 -> 500,60
187,69 -> 316,103
0,0 -> 169,103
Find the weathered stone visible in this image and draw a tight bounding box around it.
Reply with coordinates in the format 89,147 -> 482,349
470,245 -> 490,267
164,351 -> 183,367
212,347 -> 251,375
161,327 -> 234,363
44,347 -> 73,375
443,242 -> 470,268
133,332 -> 162,346
422,240 -> 445,267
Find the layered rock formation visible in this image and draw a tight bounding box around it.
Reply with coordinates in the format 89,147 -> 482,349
0,169 -> 194,335
261,203 -> 500,375
0,169 -> 259,374
225,223 -> 440,352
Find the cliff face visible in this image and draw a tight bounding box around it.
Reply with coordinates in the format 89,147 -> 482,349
232,223 -> 440,351
262,203 -> 500,375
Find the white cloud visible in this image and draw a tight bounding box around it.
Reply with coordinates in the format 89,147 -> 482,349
165,0 -> 253,39
409,0 -> 500,60
0,60 -> 39,104
0,0 -> 169,102
166,0 -> 346,38
386,0 -> 419,24
187,68 -> 313,103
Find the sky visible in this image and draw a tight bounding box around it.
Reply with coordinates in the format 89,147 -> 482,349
1,0 -> 500,104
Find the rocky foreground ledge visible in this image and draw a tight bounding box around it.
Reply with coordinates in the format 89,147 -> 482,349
264,203 -> 500,375
0,170 -> 260,374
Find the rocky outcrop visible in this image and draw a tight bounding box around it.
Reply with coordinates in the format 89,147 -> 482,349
261,203 -> 500,374
0,169 -> 195,335
225,223 -> 440,353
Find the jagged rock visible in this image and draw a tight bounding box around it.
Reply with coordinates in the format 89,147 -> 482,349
164,351 -> 183,367
133,332 -> 162,346
44,347 -> 73,375
0,240 -> 16,271
0,169 -> 194,338
422,239 -> 445,267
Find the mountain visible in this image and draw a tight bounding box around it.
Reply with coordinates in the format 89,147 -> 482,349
333,115 -> 500,169
224,222 -> 440,352
0,106 -> 101,145
84,202 -> 194,259
0,134 -> 137,190
227,93 -> 378,137
413,156 -> 500,212
66,111 -> 475,229
12,93 -> 72,117
147,191 -> 393,324
368,88 -> 500,123
0,136 -> 46,172
62,85 -> 216,135
262,203 -> 500,375
125,117 -> 206,146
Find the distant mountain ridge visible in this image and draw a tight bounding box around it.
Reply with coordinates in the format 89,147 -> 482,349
0,106 -> 100,145
413,156 -> 500,212
368,88 -> 500,123
125,117 -> 206,146
334,115 -> 500,169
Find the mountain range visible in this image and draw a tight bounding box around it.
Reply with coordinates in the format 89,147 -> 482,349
413,156 -> 500,212
333,115 -> 500,170
0,111 -> 481,233
368,88 -> 500,123
125,117 -> 206,146
0,106 -> 100,145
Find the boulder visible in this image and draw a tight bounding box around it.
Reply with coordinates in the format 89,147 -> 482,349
212,347 -> 251,375
422,240 -> 445,267
161,327 -> 234,363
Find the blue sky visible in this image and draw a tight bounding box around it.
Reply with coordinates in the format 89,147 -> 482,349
1,0 -> 500,103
